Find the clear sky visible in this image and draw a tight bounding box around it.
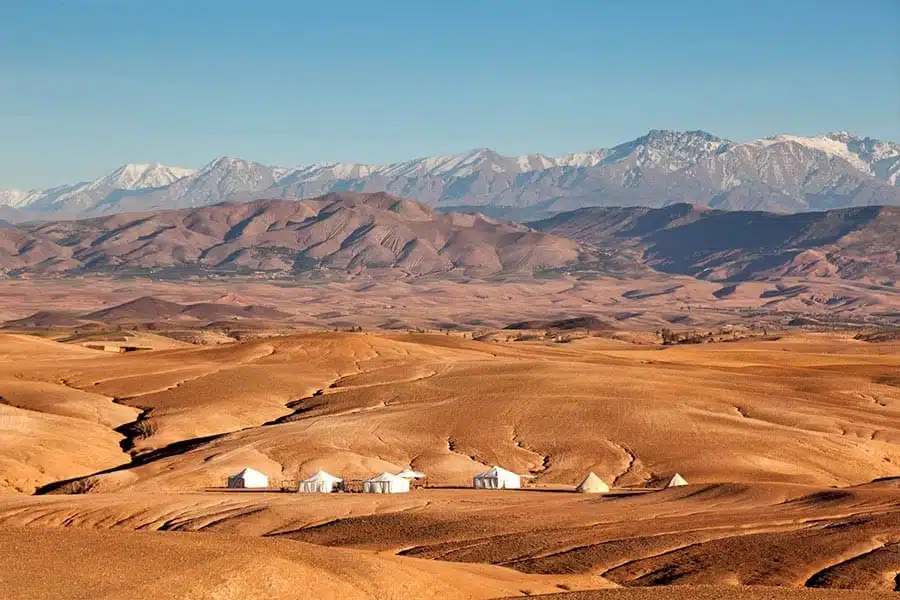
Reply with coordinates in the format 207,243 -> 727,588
2,0 -> 898,189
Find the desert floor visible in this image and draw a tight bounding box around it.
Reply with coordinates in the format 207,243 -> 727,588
1,275 -> 897,332
0,325 -> 898,598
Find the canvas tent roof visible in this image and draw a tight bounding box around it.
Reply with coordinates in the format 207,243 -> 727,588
233,467 -> 264,477
667,473 -> 688,487
473,465 -> 521,489
363,471 -> 410,494
226,467 -> 268,489
298,469 -> 343,493
575,472 -> 610,493
303,470 -> 342,483
474,466 -> 518,479
396,469 -> 426,479
367,472 -> 406,483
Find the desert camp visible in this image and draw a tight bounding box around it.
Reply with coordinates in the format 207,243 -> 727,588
3,2 -> 899,597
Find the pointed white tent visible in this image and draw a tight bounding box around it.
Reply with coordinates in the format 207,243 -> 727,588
226,467 -> 269,489
473,466 -> 521,489
575,472 -> 610,494
298,470 -> 343,493
396,469 -> 426,480
666,473 -> 688,488
363,472 -> 410,494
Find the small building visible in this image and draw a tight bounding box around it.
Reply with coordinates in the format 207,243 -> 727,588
226,467 -> 269,489
666,473 -> 688,488
298,470 -> 343,493
473,466 -> 521,489
575,472 -> 610,494
363,472 -> 410,494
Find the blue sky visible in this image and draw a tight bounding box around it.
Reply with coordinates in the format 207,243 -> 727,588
2,0 -> 898,189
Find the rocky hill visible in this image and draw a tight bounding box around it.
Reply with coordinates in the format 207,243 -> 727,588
532,204 -> 900,283
0,192 -> 585,278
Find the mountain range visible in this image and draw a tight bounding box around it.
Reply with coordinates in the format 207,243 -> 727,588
2,130 -> 898,220
1,191 -> 897,285
0,192 -> 584,278
531,203 -> 900,284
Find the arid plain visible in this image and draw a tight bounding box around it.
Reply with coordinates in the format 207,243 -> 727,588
1,291 -> 899,599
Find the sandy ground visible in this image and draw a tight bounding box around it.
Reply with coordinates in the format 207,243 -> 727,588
0,328 -> 899,597
499,589 -> 899,599
1,275 -> 897,331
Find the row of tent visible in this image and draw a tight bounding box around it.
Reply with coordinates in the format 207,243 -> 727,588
299,470 -> 426,494
226,466 -> 689,493
473,467 -> 689,493
226,467 -> 425,493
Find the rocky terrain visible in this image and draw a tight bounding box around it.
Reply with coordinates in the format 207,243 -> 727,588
2,193 -> 899,288
532,203 -> 900,283
0,193 -> 584,278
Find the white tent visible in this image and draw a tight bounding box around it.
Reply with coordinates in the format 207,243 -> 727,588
298,470 -> 343,493
363,472 -> 410,494
226,467 -> 269,489
396,469 -> 426,480
473,466 -> 521,489
666,473 -> 688,488
575,472 -> 610,494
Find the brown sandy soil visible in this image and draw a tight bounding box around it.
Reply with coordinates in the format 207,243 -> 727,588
498,588 -> 898,599
1,329 -> 899,595
0,526 -> 612,600
0,482 -> 897,592
6,331 -> 896,493
1,276 -> 898,332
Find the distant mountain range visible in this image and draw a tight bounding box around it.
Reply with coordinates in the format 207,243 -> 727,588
2,130 -> 898,220
1,192 -> 897,285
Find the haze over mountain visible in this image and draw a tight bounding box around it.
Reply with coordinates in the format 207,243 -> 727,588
3,131 -> 898,220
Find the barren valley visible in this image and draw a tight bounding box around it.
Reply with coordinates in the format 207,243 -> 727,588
0,321 -> 898,598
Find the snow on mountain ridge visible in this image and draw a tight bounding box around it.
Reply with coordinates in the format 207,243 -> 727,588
750,134 -> 873,173
88,163 -> 197,191
0,189 -> 33,209
2,130 -> 898,213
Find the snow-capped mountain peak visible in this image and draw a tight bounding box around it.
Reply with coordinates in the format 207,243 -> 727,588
1,129 -> 897,215
88,163 -> 196,191
0,189 -> 33,209
749,132 -> 900,179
